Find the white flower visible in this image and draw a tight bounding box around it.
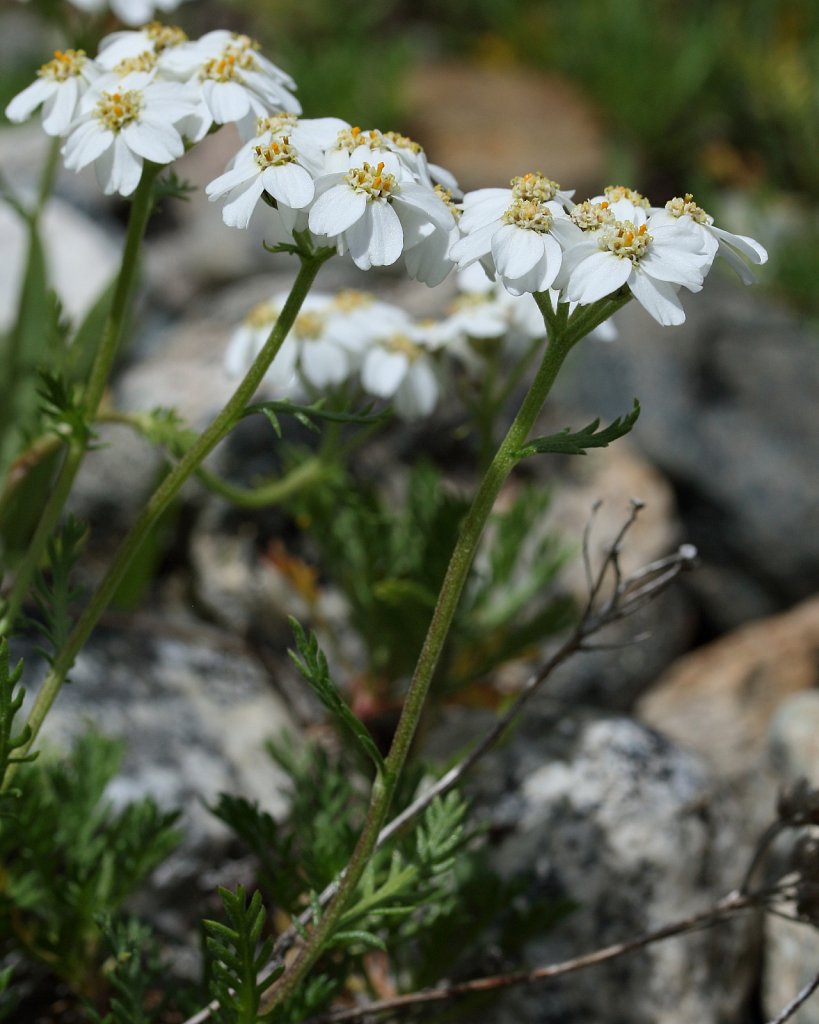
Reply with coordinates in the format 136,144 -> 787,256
162,30 -> 300,140
207,115 -> 348,230
563,206 -> 714,325
225,298 -> 300,395
66,0 -> 188,27
450,174 -> 581,295
651,194 -> 768,284
308,154 -> 455,276
206,132 -> 315,230
62,74 -> 197,196
360,317 -> 442,420
5,49 -> 102,136
96,21 -> 189,72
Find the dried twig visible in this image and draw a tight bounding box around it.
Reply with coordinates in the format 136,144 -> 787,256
299,890 -> 754,1023
766,967 -> 819,1024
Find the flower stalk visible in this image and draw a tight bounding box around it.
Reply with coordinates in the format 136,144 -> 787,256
3,247 -> 334,787
0,165 -> 159,639
261,293 -> 628,1012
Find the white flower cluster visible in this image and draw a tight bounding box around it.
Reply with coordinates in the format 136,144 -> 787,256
63,0 -> 188,28
5,23 -> 299,195
208,120 -> 462,287
451,179 -> 768,325
225,270 -> 554,420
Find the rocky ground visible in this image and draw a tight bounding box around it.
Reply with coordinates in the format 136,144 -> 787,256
3,59 -> 819,1024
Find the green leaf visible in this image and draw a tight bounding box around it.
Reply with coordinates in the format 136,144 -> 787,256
0,638 -> 34,802
25,513 -> 88,667
243,397 -> 387,433
288,618 -> 384,774
515,399 -> 640,457
204,886 -> 281,1024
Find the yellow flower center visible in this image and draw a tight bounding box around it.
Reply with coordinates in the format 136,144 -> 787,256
502,198 -> 553,233
511,172 -> 560,203
665,194 -> 710,225
113,51 -> 158,75
434,184 -> 461,218
144,22 -> 188,52
448,293 -> 491,314
570,200 -> 615,232
603,184 -> 650,209
256,113 -> 299,136
39,49 -> 86,82
387,333 -> 421,360
345,161 -> 399,201
294,312 -> 325,340
254,137 -> 296,168
245,301 -> 279,328
384,130 -> 423,154
201,45 -> 256,82
95,89 -> 143,132
332,289 -> 375,312
336,126 -> 384,153
598,220 -> 652,261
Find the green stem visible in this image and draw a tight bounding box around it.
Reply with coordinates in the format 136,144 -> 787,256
0,168 -> 158,638
3,251 -> 331,785
195,460 -> 326,508
264,298 -> 583,1012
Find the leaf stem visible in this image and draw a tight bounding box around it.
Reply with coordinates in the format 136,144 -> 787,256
3,250 -> 333,786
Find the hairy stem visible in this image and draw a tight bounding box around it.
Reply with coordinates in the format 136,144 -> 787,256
262,298 -> 596,1012
3,250 -> 332,785
0,166 -> 159,638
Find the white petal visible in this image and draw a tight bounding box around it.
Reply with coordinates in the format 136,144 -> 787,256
640,243 -> 709,291
711,226 -> 768,264
123,117 -> 182,163
394,358 -> 438,419
262,163 -> 315,209
221,177 -> 265,229
100,134 -> 143,196
62,122 -> 113,171
449,220 -> 500,266
567,251 -> 631,304
351,200 -> 402,267
41,79 -> 78,136
492,224 -> 545,280
5,78 -> 53,122
309,185 -> 366,236
206,162 -> 256,199
205,81 -> 251,124
300,340 -> 349,388
362,348 -> 407,397
628,269 -> 686,326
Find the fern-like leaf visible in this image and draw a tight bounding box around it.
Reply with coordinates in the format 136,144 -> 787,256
204,886 -> 282,1024
0,638 -> 34,800
288,619 -> 384,774
26,514 -> 87,666
516,399 -> 640,457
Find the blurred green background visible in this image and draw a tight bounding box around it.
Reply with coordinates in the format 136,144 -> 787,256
3,0 -> 818,314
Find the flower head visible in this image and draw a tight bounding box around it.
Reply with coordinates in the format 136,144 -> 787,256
5,49 -> 102,136
62,75 -> 198,195
652,194 -> 768,284
562,202 -> 714,325
450,174 -> 581,295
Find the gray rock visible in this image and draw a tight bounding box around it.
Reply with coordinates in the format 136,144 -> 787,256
763,692 -> 819,1024
557,279 -> 819,630
27,621 -> 297,850
475,713 -> 758,1024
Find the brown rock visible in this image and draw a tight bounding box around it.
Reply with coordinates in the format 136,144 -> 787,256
401,59 -> 606,194
637,596 -> 819,781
